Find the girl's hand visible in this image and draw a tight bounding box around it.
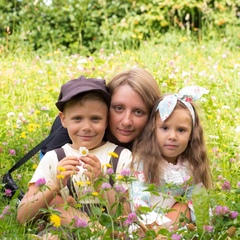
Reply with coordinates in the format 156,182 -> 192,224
80,154 -> 102,181
56,156 -> 81,187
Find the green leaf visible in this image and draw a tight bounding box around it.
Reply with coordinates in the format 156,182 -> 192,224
192,184 -> 210,235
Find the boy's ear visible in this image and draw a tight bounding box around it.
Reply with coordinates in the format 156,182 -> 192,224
59,112 -> 67,128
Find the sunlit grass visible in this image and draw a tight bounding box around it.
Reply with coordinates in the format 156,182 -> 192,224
0,32 -> 239,238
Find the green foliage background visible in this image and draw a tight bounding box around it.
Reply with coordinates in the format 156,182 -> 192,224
0,0 -> 239,54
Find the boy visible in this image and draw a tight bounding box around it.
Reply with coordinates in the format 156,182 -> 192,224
17,75 -> 132,226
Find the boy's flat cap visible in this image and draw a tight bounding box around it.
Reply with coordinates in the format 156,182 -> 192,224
56,75 -> 111,111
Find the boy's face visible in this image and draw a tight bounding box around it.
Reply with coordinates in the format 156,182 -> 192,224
59,99 -> 108,150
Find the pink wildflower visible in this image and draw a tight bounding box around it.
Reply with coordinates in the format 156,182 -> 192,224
101,182 -> 111,190
222,180 -> 231,191
229,211 -> 239,219
204,225 -> 214,233
74,216 -> 88,228
106,168 -> 114,175
9,149 -> 16,156
35,178 -> 46,187
5,189 -> 12,197
120,169 -> 130,176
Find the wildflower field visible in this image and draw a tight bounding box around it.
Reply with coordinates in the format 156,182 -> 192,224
0,33 -> 239,239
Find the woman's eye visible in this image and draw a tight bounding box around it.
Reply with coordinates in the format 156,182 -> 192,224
134,109 -> 143,116
113,105 -> 123,111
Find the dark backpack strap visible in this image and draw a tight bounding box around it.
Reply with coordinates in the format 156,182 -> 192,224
109,145 -> 124,186
9,126 -> 63,173
54,148 -> 76,198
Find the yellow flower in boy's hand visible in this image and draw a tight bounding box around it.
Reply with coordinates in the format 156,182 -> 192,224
50,214 -> 61,228
108,152 -> 118,158
79,147 -> 89,156
92,192 -> 99,197
57,174 -> 65,179
57,166 -> 66,172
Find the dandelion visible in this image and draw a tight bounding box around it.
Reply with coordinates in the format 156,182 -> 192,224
79,147 -> 89,156
74,216 -> 88,228
117,175 -> 124,180
21,132 -> 26,138
50,214 -> 61,228
108,152 -> 118,158
35,178 -> 46,187
57,174 -> 65,179
9,149 -> 16,156
57,166 -> 66,172
120,169 -> 130,176
33,164 -> 38,170
92,192 -> 99,197
101,182 -> 111,190
5,189 -> 12,197
103,163 -> 112,168
76,181 -> 85,186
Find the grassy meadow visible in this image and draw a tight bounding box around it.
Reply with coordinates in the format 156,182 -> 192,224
0,33 -> 239,239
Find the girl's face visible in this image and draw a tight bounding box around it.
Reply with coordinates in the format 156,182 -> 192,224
109,85 -> 149,144
59,99 -> 108,150
155,108 -> 192,164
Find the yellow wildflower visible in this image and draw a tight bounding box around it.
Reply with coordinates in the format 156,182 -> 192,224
76,181 -> 85,186
108,152 -> 118,158
50,214 -> 61,228
33,164 -> 38,170
57,166 -> 66,172
92,192 -> 99,197
21,132 -> 26,138
117,175 -> 124,180
57,174 -> 65,179
86,181 -> 91,185
102,163 -> 112,168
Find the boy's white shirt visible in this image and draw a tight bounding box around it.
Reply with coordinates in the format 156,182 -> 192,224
29,142 -> 132,203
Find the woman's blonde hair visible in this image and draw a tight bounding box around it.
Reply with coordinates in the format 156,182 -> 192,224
108,68 -> 161,113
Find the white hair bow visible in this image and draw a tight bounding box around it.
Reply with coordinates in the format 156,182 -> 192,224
156,86 -> 209,125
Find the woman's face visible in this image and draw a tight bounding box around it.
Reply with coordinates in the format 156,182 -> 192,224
109,85 -> 149,143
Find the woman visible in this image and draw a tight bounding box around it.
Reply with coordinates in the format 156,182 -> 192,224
40,67 -> 161,155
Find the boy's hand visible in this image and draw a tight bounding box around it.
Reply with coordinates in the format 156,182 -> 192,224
80,154 -> 102,180
56,156 -> 81,187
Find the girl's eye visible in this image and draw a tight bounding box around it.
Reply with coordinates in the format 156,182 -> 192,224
161,126 -> 168,131
178,128 -> 186,133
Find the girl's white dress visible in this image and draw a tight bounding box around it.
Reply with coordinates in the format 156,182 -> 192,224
129,159 -> 195,227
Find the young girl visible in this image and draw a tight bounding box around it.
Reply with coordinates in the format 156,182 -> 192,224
130,86 -> 213,230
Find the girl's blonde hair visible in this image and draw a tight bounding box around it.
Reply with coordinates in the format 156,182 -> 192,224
132,94 -> 213,189
108,68 -> 161,113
